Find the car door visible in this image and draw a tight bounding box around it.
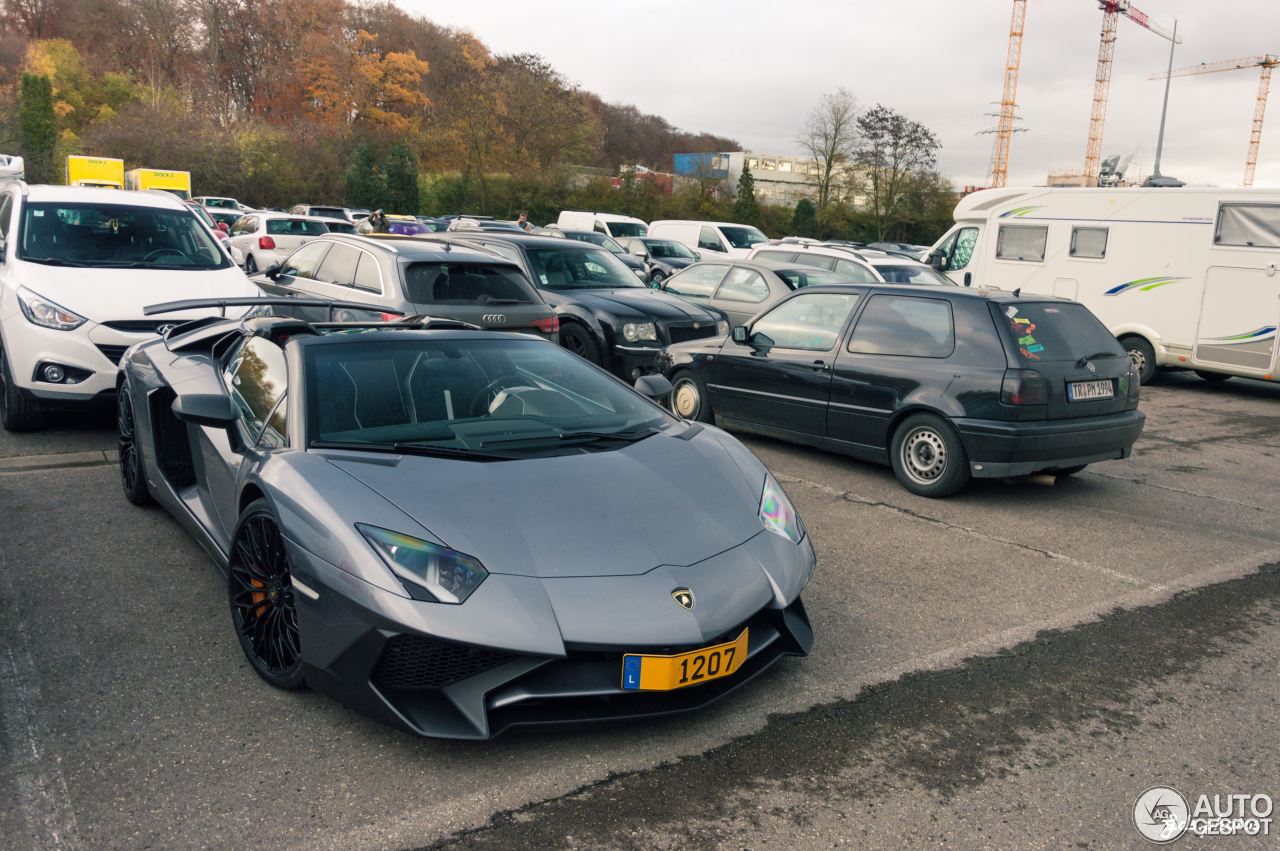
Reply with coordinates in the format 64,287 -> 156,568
697,225 -> 729,256
255,240 -> 334,313
201,335 -> 288,545
710,265 -> 773,327
228,215 -> 256,256
829,293 -> 958,451
713,290 -> 862,436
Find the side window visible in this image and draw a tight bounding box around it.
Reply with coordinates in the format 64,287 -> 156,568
593,221 -> 607,234
750,292 -> 860,351
752,250 -> 798,264
477,240 -> 522,264
280,241 -> 331,279
995,225 -> 1047,262
222,336 -> 288,444
0,195 -> 12,241
697,226 -> 724,252
353,253 -> 382,292
716,267 -> 770,302
315,244 -> 360,286
259,395 -> 287,449
835,259 -> 880,283
848,295 -> 955,358
665,264 -> 728,299
793,253 -> 837,271
1070,226 -> 1108,259
944,226 -> 978,271
1215,204 -> 1280,248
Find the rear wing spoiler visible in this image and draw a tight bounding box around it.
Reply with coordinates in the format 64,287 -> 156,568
143,297 -> 405,319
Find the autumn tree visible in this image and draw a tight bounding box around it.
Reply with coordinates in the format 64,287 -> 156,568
495,53 -> 597,171
854,104 -> 941,240
797,88 -> 858,212
19,73 -> 57,182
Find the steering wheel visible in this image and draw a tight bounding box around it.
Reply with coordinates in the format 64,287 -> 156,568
143,247 -> 190,263
469,377 -> 534,417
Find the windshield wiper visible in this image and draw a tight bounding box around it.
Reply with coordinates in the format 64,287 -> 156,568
480,427 -> 659,449
310,440 -> 508,461
20,256 -> 90,267
1076,351 -> 1119,367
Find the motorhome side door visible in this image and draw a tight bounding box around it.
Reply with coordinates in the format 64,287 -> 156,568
1194,204 -> 1280,375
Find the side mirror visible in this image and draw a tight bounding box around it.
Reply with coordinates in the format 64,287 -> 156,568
692,250 -> 702,260
264,262 -> 282,280
172,394 -> 239,428
706,243 -> 726,253
732,326 -> 749,344
630,245 -> 647,258
634,374 -> 673,400
963,271 -> 972,287
927,250 -> 946,270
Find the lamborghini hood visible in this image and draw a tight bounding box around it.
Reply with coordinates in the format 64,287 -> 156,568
326,427 -> 769,579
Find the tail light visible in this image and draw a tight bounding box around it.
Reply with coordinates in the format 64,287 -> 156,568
379,313 -> 398,322
258,235 -> 276,250
1001,369 -> 1049,405
529,316 -> 560,334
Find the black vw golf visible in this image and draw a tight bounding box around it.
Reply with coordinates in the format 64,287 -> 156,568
660,285 -> 1145,497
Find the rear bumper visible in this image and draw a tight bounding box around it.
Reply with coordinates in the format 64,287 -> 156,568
954,409 -> 1146,478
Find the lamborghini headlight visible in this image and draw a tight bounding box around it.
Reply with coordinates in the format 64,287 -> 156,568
622,322 -> 658,343
357,524 -> 487,604
759,474 -> 804,544
17,287 -> 86,331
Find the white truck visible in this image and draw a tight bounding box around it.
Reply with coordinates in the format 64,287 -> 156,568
556,210 -> 648,239
926,187 -> 1280,384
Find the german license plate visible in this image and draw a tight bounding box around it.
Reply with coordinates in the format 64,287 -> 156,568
621,628 -> 748,691
1068,379 -> 1114,401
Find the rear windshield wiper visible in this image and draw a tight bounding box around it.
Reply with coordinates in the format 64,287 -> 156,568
310,440 -> 508,461
1076,351 -> 1120,367
480,427 -> 659,449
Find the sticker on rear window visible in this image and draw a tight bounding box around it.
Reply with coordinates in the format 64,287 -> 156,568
1005,306 -> 1018,317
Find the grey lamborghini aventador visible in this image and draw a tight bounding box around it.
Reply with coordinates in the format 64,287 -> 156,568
117,297 -> 815,739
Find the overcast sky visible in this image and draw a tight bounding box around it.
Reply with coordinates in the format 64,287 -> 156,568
400,1 -> 1277,188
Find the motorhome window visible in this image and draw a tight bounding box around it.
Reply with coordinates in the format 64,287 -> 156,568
995,225 -> 1047,262
1215,204 -> 1280,249
940,226 -> 977,271
1070,226 -> 1108,259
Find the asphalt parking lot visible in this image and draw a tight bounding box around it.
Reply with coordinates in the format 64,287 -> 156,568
2,372 -> 1279,850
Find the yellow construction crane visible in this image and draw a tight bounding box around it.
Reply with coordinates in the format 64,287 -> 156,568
990,0 -> 1028,188
1083,1 -> 1180,186
1150,54 -> 1279,187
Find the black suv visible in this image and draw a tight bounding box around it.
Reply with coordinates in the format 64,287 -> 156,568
660,284 -> 1145,497
252,234 -> 559,341
426,233 -> 727,380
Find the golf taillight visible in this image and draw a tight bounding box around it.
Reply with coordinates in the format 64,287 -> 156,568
258,235 -> 276,250
529,316 -> 560,334
380,313 -> 397,322
1001,369 -> 1049,405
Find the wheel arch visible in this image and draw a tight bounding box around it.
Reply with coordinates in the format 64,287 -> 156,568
885,403 -> 958,445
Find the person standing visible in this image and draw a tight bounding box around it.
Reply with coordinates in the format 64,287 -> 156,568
516,211 -> 533,232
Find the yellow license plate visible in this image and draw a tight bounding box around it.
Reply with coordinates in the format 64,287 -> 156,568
620,628 -> 748,691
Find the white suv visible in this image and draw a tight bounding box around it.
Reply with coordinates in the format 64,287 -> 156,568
0,183 -> 258,430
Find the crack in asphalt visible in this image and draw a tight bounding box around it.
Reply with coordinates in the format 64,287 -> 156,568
420,562 -> 1280,851
774,474 -> 1157,590
1082,467 -> 1270,513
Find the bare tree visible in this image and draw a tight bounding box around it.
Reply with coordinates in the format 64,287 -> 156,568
796,87 -> 858,211
855,104 -> 941,240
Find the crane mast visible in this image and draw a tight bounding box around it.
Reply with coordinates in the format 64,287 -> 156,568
991,0 -> 1028,188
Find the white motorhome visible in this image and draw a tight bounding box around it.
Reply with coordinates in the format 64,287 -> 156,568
556,210 -> 648,239
926,187 -> 1280,384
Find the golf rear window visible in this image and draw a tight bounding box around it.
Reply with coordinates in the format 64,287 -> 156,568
997,302 -> 1121,362
403,262 -> 538,305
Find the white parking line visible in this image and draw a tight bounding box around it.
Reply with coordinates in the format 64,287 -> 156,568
0,548 -> 81,850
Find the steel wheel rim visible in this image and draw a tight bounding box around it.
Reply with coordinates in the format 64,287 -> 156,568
673,379 -> 700,418
1127,346 -> 1147,374
901,427 -> 947,486
117,390 -> 140,493
231,515 -> 300,675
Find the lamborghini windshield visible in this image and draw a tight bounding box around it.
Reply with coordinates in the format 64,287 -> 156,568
304,337 -> 676,455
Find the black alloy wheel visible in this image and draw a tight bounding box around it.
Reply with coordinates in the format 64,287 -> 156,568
228,499 -> 305,689
559,323 -> 602,365
117,381 -> 153,505
244,254 -> 258,274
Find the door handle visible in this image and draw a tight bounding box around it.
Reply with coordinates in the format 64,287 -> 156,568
809,360 -> 829,372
